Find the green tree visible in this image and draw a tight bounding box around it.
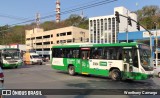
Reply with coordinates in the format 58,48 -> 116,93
136,5 -> 160,29
65,14 -> 89,29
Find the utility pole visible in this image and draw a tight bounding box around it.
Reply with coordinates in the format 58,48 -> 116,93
126,10 -> 128,43
155,22 -> 158,66
36,13 -> 40,28
56,0 -> 60,23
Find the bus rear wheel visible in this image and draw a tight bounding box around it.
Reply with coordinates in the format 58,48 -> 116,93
111,69 -> 121,81
68,66 -> 75,76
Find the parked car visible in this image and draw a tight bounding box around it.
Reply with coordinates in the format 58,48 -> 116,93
41,56 -> 49,62
0,66 -> 4,90
154,66 -> 160,78
41,56 -> 47,62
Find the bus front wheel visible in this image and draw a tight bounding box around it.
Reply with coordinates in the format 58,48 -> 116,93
68,66 -> 75,76
111,69 -> 121,81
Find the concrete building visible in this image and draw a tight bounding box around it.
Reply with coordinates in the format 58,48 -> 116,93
25,26 -> 89,58
89,6 -> 144,43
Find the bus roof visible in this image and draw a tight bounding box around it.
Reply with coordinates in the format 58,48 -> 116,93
0,48 -> 19,50
52,42 -> 140,48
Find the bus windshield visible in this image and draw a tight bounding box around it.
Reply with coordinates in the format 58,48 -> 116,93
139,44 -> 151,68
32,55 -> 40,58
3,50 -> 21,60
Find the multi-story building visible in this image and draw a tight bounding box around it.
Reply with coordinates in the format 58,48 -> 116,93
89,6 -> 143,43
25,26 -> 89,58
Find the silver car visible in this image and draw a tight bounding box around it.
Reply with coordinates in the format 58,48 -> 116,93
154,66 -> 160,78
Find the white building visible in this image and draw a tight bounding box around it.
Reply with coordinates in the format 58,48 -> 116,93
89,6 -> 144,43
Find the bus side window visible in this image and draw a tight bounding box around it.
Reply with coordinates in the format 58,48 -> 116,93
119,53 -> 122,60
82,52 -> 85,59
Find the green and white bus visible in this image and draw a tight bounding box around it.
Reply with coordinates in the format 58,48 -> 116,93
51,42 -> 153,80
0,48 -> 23,68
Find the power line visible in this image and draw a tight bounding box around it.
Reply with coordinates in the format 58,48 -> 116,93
61,0 -> 104,11
36,0 -> 118,22
0,14 -> 28,21
61,0 -> 117,15
40,0 -> 106,18
0,0 -> 118,31
0,12 -> 32,22
43,0 -> 117,20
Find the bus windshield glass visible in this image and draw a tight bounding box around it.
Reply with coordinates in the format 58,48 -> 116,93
139,44 -> 151,68
32,55 -> 40,58
3,49 -> 20,60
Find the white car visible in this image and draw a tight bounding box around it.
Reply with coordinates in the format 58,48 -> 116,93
154,66 -> 160,78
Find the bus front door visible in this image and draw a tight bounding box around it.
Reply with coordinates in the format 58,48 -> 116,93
123,49 -> 137,79
81,50 -> 90,75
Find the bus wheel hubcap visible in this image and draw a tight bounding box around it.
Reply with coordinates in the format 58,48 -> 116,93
113,73 -> 118,79
69,67 -> 73,74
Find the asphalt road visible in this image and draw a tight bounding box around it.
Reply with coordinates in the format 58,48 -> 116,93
2,62 -> 160,98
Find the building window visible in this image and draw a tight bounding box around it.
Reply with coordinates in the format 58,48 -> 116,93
112,18 -> 115,43
67,39 -> 72,43
101,19 -> 103,31
51,41 -> 53,44
108,18 -> 111,30
26,38 -> 30,40
94,20 -> 96,43
104,18 -> 107,30
60,40 -> 66,43
51,34 -> 53,37
57,34 -> 59,37
67,32 -> 72,35
90,20 -> 93,27
57,40 -> 59,44
60,32 -> 66,36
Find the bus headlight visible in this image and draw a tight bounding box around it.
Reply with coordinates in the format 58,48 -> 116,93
17,60 -> 22,64
3,60 -> 9,64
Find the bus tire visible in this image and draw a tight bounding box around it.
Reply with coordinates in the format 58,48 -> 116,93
40,62 -> 42,65
111,69 -> 121,81
31,61 -> 33,65
68,66 -> 75,76
15,66 -> 18,68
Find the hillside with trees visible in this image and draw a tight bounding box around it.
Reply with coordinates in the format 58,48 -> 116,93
0,5 -> 160,45
0,14 -> 89,45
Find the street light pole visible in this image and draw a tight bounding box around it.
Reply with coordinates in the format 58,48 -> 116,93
155,22 -> 158,66
126,10 -> 128,43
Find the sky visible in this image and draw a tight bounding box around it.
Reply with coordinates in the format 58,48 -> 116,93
0,0 -> 159,26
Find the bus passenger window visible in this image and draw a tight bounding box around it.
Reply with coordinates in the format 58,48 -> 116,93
123,53 -> 127,62
119,53 -> 122,60
95,54 -> 99,59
